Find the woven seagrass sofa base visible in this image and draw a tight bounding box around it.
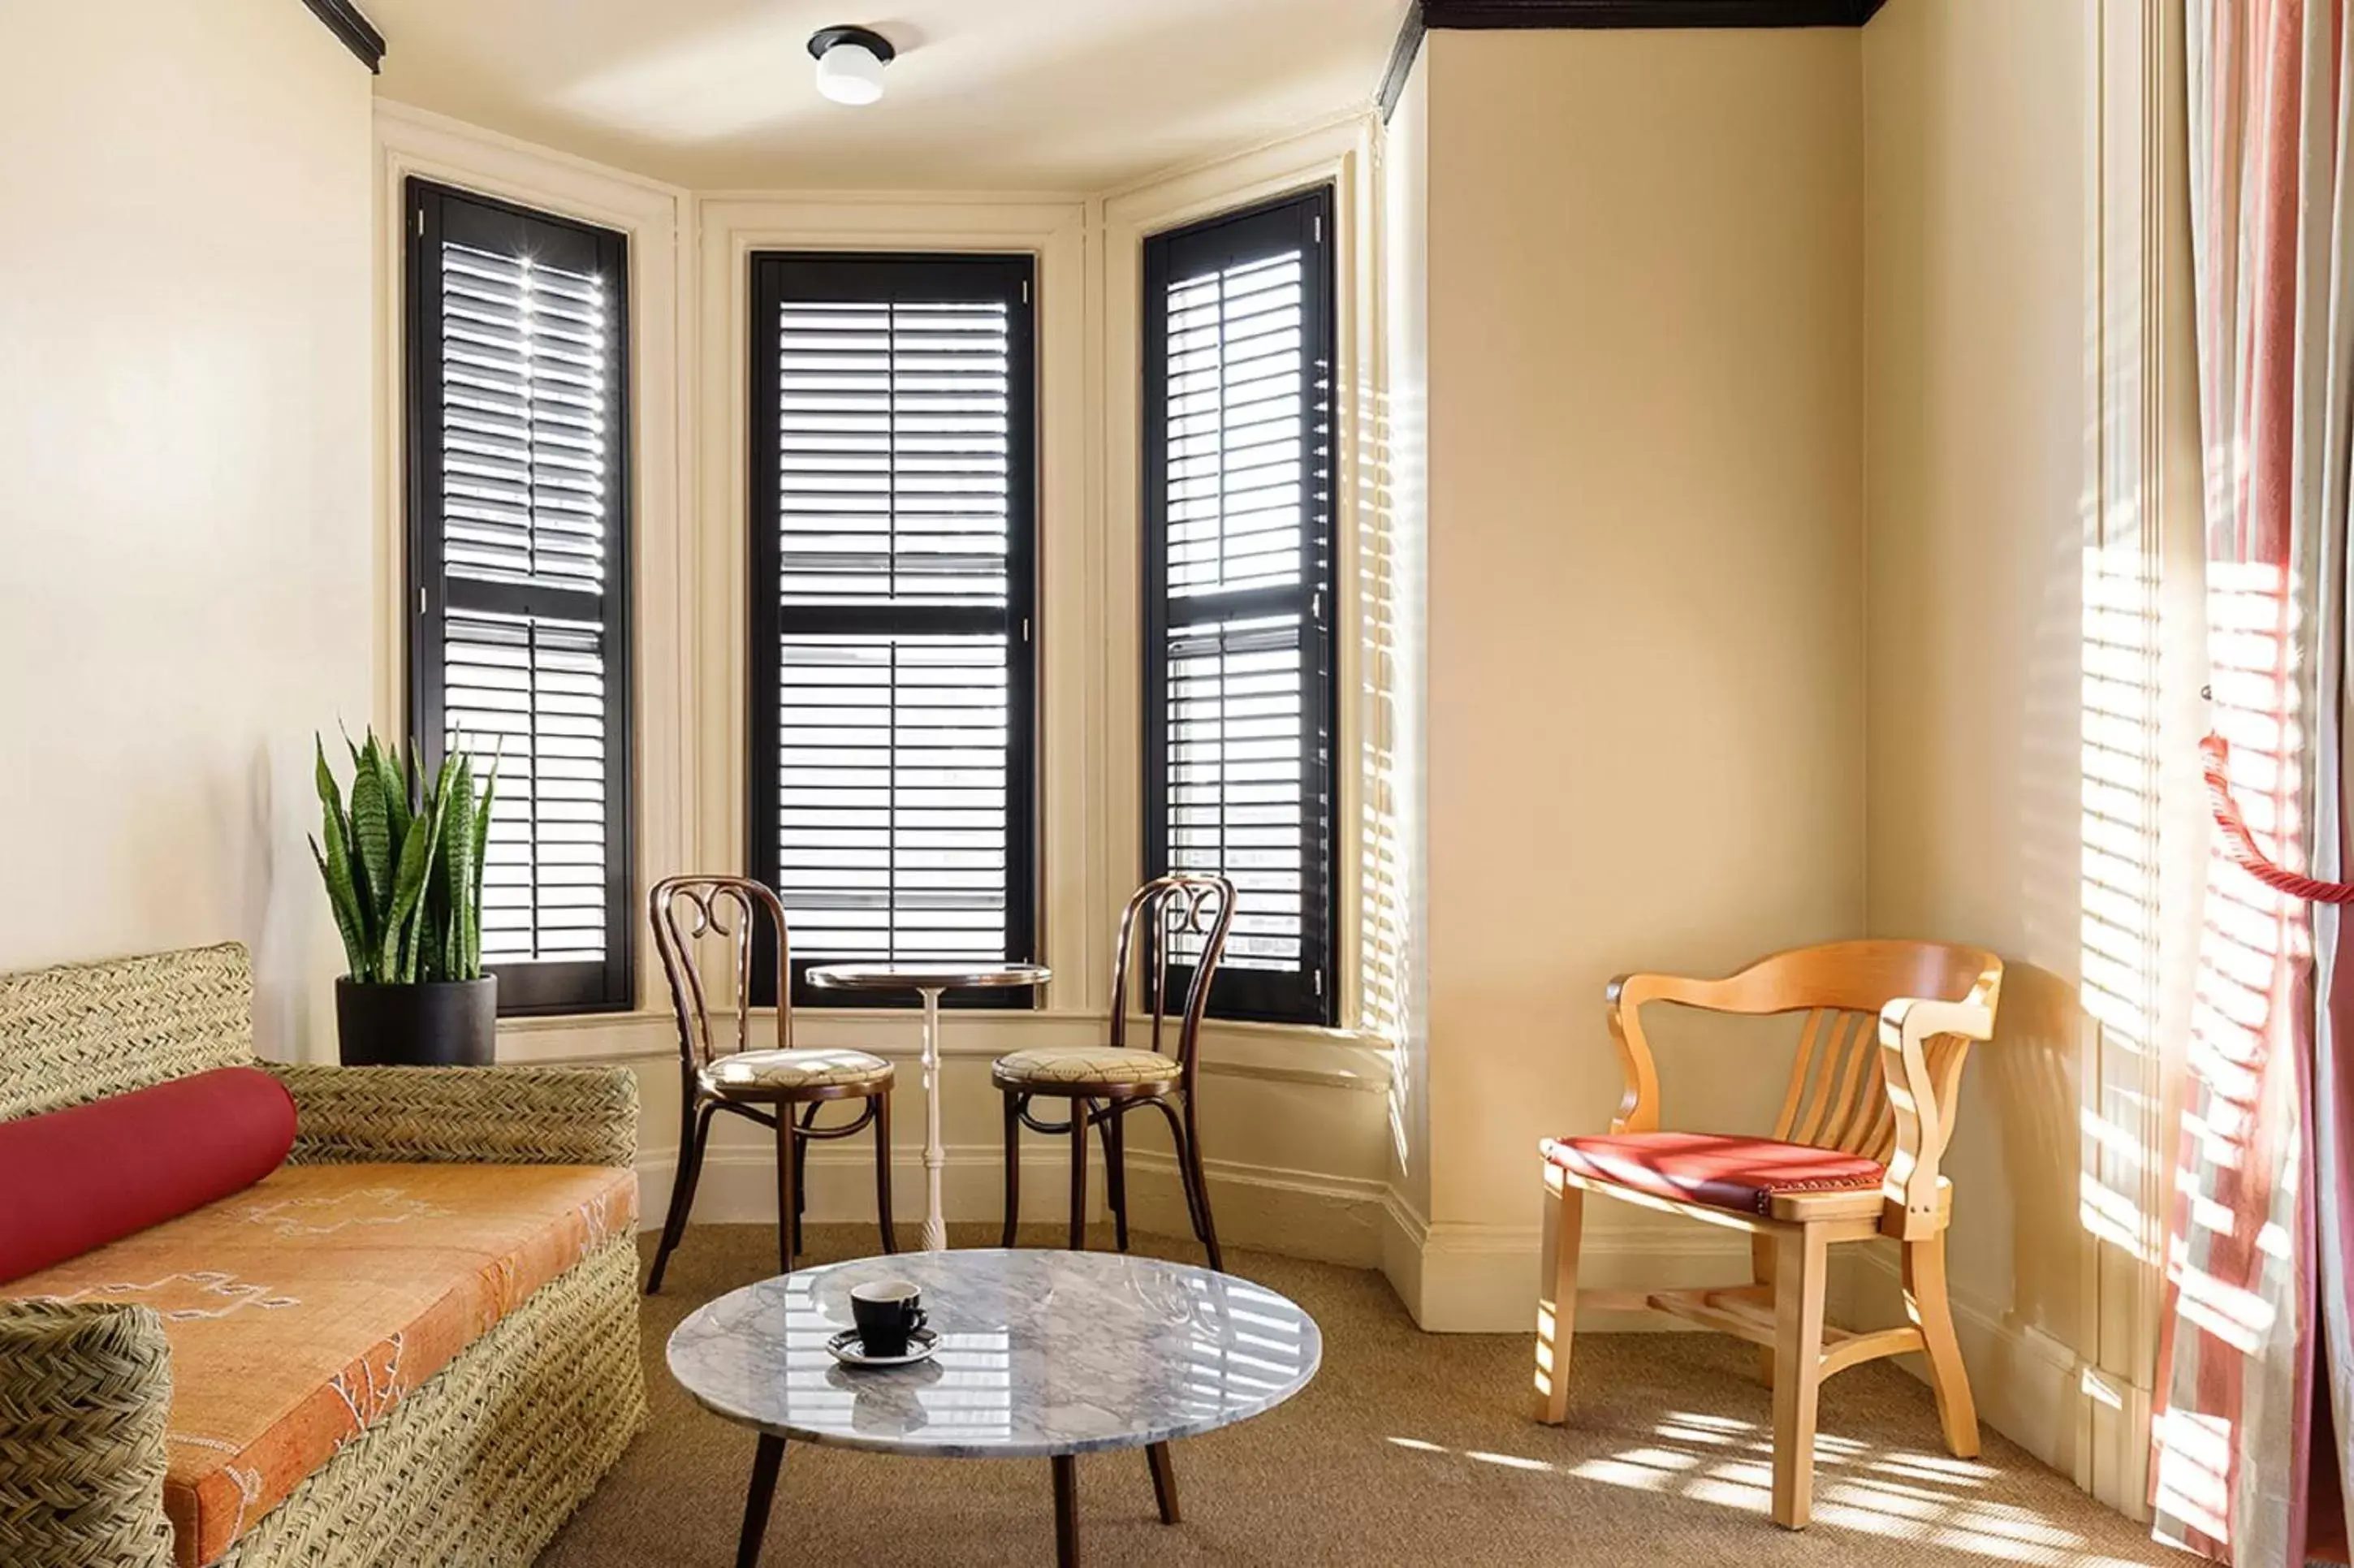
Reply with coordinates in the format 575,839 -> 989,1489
0,944 -> 649,1568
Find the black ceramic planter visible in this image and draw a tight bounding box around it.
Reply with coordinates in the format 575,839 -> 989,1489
335,976 -> 497,1066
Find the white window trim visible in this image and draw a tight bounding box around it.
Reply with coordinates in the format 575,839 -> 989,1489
1102,114 -> 1385,1038
374,101 -> 691,1056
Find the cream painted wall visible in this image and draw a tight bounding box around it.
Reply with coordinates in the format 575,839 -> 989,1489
1401,27 -> 1868,1329
1855,0 -> 2097,1473
0,0 -> 375,1056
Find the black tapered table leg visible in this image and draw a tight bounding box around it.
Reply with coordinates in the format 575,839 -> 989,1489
736,1433 -> 787,1568
1145,1441 -> 1180,1524
1052,1453 -> 1079,1566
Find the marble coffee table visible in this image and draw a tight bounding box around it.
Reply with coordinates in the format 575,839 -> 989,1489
667,1249 -> 1322,1566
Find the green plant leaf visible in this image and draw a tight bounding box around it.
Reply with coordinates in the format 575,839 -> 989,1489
438,756 -> 477,982
468,765 -> 495,977
381,782 -> 446,984
348,752 -> 392,943
310,835 -> 369,979
313,737 -> 375,980
409,753 -> 468,984
371,732 -> 413,851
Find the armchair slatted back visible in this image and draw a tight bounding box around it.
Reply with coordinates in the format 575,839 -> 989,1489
1107,875 -> 1237,1079
650,876 -> 789,1069
1760,943 -> 2000,1164
1610,939 -> 2002,1167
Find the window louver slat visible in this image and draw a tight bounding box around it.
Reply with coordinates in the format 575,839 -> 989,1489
444,611 -> 611,962
752,255 -> 1036,1006
1143,189 -> 1335,1026
775,299 -> 1013,611
438,243 -> 611,594
408,180 -> 633,1015
771,633 -> 1011,961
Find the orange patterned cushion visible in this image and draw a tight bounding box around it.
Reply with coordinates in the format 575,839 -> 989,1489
2,1160 -> 636,1567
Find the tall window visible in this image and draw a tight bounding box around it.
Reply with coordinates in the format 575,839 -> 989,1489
749,253 -> 1038,1005
404,180 -> 633,1015
1142,188 -> 1337,1026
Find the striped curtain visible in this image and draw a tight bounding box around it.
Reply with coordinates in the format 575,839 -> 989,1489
2155,1 -> 2354,1561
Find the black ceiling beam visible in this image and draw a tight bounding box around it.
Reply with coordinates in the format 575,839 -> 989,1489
1380,0 -> 1886,119
302,0 -> 386,73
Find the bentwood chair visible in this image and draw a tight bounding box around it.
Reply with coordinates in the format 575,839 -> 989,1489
992,875 -> 1236,1268
1534,940 -> 2002,1530
645,876 -> 896,1294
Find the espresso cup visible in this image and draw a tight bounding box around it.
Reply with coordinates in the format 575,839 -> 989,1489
849,1279 -> 926,1358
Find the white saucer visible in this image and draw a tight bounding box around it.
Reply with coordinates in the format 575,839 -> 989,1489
825,1326 -> 938,1368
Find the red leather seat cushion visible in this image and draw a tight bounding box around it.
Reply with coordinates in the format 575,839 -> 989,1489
1543,1131 -> 1884,1216
0,1067 -> 296,1284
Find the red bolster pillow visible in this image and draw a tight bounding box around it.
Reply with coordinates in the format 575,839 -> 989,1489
0,1066 -> 297,1285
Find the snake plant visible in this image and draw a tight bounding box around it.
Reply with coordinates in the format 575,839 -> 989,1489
311,730 -> 495,984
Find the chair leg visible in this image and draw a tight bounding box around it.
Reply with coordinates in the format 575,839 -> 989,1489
1903,1233 -> 1980,1458
1102,1108 -> 1129,1253
646,1099 -> 715,1296
1769,1224 -> 1830,1530
1178,1095 -> 1220,1271
1751,1233 -> 1777,1389
1000,1092 -> 1023,1248
1161,1102 -> 1209,1244
792,1102 -> 819,1259
775,1112 -> 800,1274
1537,1174 -> 1583,1424
1068,1098 -> 1091,1251
873,1091 -> 896,1255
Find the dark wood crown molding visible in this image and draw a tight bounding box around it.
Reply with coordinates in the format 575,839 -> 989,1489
302,0 -> 386,72
1380,0 -> 1886,119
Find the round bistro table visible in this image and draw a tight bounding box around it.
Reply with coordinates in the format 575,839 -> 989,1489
667,1248 -> 1322,1566
805,961 -> 1051,1252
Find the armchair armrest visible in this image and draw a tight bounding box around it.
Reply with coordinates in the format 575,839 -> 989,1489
268,1063 -> 639,1168
1603,972 -> 1734,1133
0,1301 -> 176,1568
1877,996 -> 1995,1237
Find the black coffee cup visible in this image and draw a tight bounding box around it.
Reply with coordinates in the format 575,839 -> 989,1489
849,1279 -> 926,1358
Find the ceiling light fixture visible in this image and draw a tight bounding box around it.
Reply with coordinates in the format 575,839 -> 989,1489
808,25 -> 894,106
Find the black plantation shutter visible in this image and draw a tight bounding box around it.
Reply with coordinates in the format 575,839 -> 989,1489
405,180 -> 633,1015
749,253 -> 1037,1006
1142,188 -> 1337,1025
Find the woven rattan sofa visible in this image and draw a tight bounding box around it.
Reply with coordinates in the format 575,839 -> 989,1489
0,943 -> 648,1568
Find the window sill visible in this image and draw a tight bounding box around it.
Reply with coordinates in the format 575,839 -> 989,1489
493,1005 -> 1394,1091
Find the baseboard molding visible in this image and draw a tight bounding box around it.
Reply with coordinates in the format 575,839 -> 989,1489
634,1141 -> 1389,1267
1376,1192 -> 1756,1333
1121,1149 -> 1386,1266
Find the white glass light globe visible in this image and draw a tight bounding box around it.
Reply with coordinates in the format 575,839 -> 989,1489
815,41 -> 886,105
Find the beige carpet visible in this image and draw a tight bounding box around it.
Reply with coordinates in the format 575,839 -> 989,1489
537,1225 -> 2181,1567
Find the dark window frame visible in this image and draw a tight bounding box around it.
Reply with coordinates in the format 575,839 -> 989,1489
1141,186 -> 1339,1026
746,251 -> 1041,1010
404,177 -> 636,1017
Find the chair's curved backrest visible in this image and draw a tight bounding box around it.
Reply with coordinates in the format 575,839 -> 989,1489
650,875 -> 790,1069
1744,940 -> 2002,1165
1107,875 -> 1237,1079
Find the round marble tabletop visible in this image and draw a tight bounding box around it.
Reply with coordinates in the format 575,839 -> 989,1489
667,1250 -> 1321,1459
805,961 -> 1052,993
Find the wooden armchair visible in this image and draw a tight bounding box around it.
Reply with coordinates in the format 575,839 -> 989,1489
1533,939 -> 2002,1529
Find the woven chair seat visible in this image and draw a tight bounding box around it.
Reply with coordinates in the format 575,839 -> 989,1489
698,1047 -> 892,1095
991,1047 -> 1181,1090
